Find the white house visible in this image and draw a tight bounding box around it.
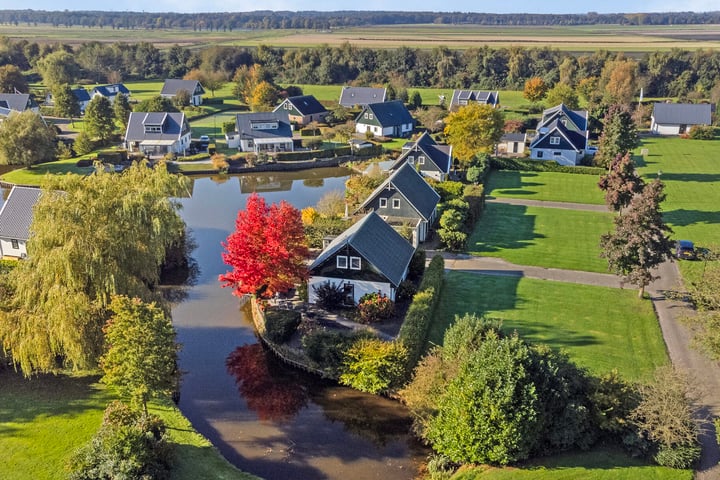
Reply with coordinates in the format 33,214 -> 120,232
0,186 -> 42,259
124,112 -> 191,156
650,103 -> 713,135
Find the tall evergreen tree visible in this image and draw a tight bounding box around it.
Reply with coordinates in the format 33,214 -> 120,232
84,95 -> 115,145
113,92 -> 132,130
595,104 -> 639,168
51,84 -> 81,124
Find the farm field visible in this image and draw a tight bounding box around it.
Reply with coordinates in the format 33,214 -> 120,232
486,170 -> 605,205
3,23 -> 720,52
431,272 -> 667,381
467,202 -> 613,272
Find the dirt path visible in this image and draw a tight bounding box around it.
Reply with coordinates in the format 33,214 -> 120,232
436,196 -> 720,477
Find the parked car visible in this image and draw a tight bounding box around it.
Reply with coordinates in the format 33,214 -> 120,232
199,135 -> 210,142
586,146 -> 598,155
675,240 -> 697,260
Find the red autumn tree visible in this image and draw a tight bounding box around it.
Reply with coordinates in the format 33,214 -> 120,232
219,193 -> 308,298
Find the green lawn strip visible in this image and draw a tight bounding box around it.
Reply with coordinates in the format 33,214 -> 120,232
486,170 -> 605,205
1,158 -> 95,186
451,446 -> 691,480
0,371 -> 255,480
468,202 -> 613,273
430,273 -> 667,382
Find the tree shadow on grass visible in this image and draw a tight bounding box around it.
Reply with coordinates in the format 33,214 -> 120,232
664,208 -> 720,227
656,172 -> 720,183
468,202 -> 543,254
486,170 -> 543,197
515,445 -> 665,471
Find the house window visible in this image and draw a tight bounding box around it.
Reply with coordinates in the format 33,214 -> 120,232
418,155 -> 425,165
337,255 -> 348,269
554,151 -> 562,156
364,112 -> 369,119
408,155 -> 414,164
550,136 -> 560,145
11,239 -> 18,249
537,151 -> 544,158
561,118 -> 567,126
379,198 -> 387,208
392,199 -> 401,209
350,256 -> 361,270
369,113 -> 374,120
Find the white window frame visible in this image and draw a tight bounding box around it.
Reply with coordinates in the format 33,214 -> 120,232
349,256 -> 361,270
392,198 -> 401,209
364,112 -> 368,119
379,198 -> 387,208
336,255 -> 348,269
369,113 -> 374,120
11,239 -> 19,249
550,136 -> 560,145
418,155 -> 425,165
408,155 -> 414,164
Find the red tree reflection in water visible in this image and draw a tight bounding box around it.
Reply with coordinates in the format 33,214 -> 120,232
226,344 -> 308,422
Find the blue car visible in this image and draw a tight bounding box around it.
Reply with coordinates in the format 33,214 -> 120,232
675,240 -> 697,260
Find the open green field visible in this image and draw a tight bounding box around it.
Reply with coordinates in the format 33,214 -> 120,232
486,170 -> 605,205
451,446 -> 691,480
0,371 -> 256,480
467,202 -> 613,272
3,23 -> 720,52
430,272 -> 668,381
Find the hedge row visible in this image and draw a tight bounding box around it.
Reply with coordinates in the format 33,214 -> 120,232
275,145 -> 352,162
463,183 -> 485,230
490,157 -> 604,175
398,254 -> 445,372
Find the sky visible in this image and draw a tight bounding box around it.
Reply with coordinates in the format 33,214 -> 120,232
9,0 -> 720,14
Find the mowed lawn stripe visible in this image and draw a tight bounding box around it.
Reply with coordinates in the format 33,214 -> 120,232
430,272 -> 668,382
468,202 -> 614,273
487,170 -> 605,205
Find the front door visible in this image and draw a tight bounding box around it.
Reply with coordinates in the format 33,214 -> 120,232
343,282 -> 355,306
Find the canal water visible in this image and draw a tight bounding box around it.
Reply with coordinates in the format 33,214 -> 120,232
170,167 -> 425,480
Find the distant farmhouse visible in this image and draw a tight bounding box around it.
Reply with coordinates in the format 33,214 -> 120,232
650,102 -> 713,135
529,104 -> 589,166
339,86 -> 386,108
449,90 -> 500,109
161,79 -> 205,106
227,111 -> 294,153
0,186 -> 42,259
274,95 -> 328,126
91,83 -> 130,104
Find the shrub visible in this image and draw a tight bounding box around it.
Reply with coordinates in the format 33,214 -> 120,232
491,157 -> 604,175
438,229 -> 467,251
301,137 -> 323,149
312,280 -> 346,309
339,338 -> 408,394
73,131 -> 95,156
304,216 -> 352,248
357,292 -> 394,323
688,125 -> 716,140
466,165 -> 482,184
463,183 -> 485,229
408,249 -> 426,280
302,329 -> 375,376
654,444 -> 701,469
264,307 -> 301,344
439,208 -> 465,232
396,280 -> 417,302
433,180 -> 464,201
426,454 -> 457,480
210,153 -> 229,172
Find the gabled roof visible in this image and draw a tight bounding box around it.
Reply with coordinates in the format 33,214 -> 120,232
309,212 -> 414,287
275,95 -> 327,116
125,112 -> 188,142
339,86 -> 386,107
358,100 -> 414,127
501,132 -> 526,143
358,162 -> 440,222
161,79 -> 205,96
72,88 -> 91,103
652,102 -> 712,125
235,111 -> 293,140
393,131 -> 452,174
0,186 -> 42,241
539,104 -> 588,131
530,119 -> 586,152
92,83 -> 130,98
450,90 -> 500,107
0,93 -> 36,112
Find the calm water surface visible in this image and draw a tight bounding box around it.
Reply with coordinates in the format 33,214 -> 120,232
171,168 -> 425,480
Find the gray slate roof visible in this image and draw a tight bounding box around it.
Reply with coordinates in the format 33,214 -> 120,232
501,132 -> 527,142
124,112 -> 188,142
161,79 -> 205,96
339,86 -> 386,107
92,83 -> 130,98
0,186 -> 42,241
235,111 -> 293,140
652,103 -> 712,125
359,162 -> 440,221
0,93 -> 35,112
530,119 -> 586,151
539,104 -> 588,131
394,131 -> 452,174
450,90 -> 500,107
276,95 -> 328,116
309,212 -> 414,287
359,100 -> 414,128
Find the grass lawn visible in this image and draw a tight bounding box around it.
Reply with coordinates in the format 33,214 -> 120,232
467,202 -> 613,273
430,272 -> 668,381
1,159 -> 95,186
0,371 -> 256,480
451,446 -> 691,480
486,170 -> 605,205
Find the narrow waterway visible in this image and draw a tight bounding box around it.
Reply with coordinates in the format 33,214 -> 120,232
170,168 -> 425,480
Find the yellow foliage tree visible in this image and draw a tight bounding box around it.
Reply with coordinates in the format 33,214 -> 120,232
523,77 -> 548,103
250,81 -> 278,112
443,103 -> 504,167
301,207 -> 319,225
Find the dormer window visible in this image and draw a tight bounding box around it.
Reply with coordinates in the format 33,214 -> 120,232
418,156 -> 425,165
368,113 -> 373,120
392,199 -> 401,209
550,136 -> 560,145
250,121 -> 278,130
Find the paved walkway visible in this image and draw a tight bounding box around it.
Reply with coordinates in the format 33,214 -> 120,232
436,195 -> 720,477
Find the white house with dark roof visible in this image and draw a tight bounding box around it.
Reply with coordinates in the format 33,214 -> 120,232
274,95 -> 328,126
650,103 -> 713,135
0,186 -> 42,259
392,131 -> 452,181
227,111 -> 294,153
356,162 -> 440,247
124,112 -> 191,156
91,83 -> 131,104
449,90 -> 500,109
160,79 -> 205,106
0,93 -> 39,114
308,212 -> 415,305
529,104 -> 589,166
355,100 -> 414,138
497,132 -> 527,157
339,86 -> 386,108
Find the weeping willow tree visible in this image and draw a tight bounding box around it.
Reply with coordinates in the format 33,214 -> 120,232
0,162 -> 190,374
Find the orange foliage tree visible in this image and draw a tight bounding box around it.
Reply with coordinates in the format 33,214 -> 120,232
523,77 -> 548,103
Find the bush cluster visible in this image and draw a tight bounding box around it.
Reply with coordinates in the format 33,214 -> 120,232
357,292 -> 394,323
302,329 -> 375,377
312,280 -> 346,309
264,307 -> 302,344
688,125 -> 716,140
275,145 -> 352,162
491,157 -> 604,175
339,338 -> 408,394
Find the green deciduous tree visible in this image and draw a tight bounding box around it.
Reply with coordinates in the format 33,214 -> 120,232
0,163 -> 188,374
545,83 -> 580,110
36,50 -> 79,87
84,95 -> 116,145
51,83 -> 81,123
134,95 -> 178,113
443,103 -> 504,167
113,92 -> 132,130
101,296 -> 179,414
600,179 -> 673,297
0,110 -> 56,168
595,104 -> 640,168
0,64 -> 28,93
598,152 -> 646,211
73,130 -> 95,155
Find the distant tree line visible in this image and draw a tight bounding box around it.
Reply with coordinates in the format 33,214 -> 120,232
1,10 -> 720,30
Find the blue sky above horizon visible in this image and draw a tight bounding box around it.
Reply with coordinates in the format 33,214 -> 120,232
10,1 -> 720,14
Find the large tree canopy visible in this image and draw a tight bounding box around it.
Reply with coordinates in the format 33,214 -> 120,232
443,103 -> 504,166
0,163 -> 189,374
219,193 -> 308,298
0,110 -> 56,168
84,95 -> 116,145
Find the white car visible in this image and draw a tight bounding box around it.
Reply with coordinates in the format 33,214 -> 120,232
587,146 -> 598,155
199,135 -> 210,142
